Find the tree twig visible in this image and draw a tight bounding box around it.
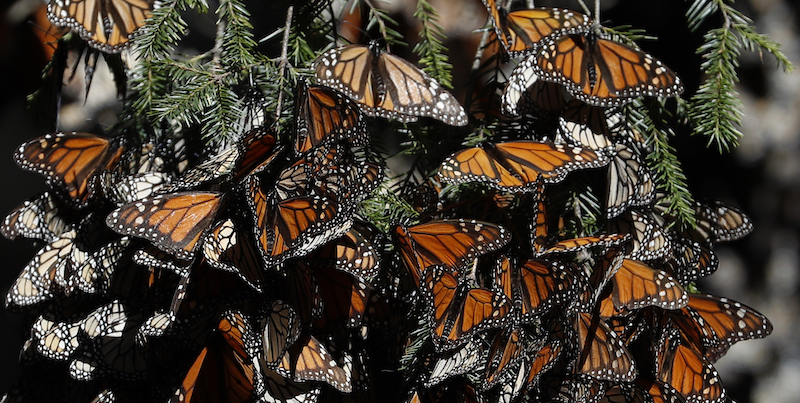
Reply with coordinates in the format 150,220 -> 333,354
274,6 -> 294,125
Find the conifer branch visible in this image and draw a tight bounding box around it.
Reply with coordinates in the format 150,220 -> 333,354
217,0 -> 259,69
361,0 -> 404,47
135,0 -> 207,60
413,0 -> 453,89
627,101 -> 696,228
274,6 -> 294,127
686,0 -> 793,151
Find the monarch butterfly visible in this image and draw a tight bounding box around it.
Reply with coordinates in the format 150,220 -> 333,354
136,311 -> 176,345
248,175 -> 353,266
438,141 -> 610,193
101,171 -> 172,206
610,210 -> 672,261
258,366 -> 322,403
274,148 -> 382,203
259,300 -> 302,369
173,310 -> 257,403
668,294 -> 772,363
70,237 -> 132,295
606,145 -> 655,219
654,325 -> 726,403
47,0 -> 154,53
79,301 -> 149,378
311,224 -> 381,282
161,128 -> 280,193
90,390 -> 116,403
5,229 -> 77,308
422,266 -> 511,350
106,191 -> 225,261
311,262 -> 372,329
69,350 -> 101,381
314,42 -> 468,126
132,245 -> 192,277
426,339 -> 483,388
202,219 -> 266,292
32,315 -> 83,361
395,219 -> 511,286
701,202 -> 753,242
661,237 -> 719,284
597,382 -> 653,403
495,256 -> 577,323
2,191 -> 73,243
539,374 -> 605,403
655,197 -> 753,244
633,378 -> 685,403
530,194 -> 629,257
526,339 -> 562,386
600,258 -> 688,313
556,100 -> 619,153
294,80 -> 368,154
573,312 -> 636,382
483,328 -> 526,390
502,72 -> 567,117
278,333 -> 352,393
482,2 -> 591,57
15,132 -> 124,207
511,30 -> 684,107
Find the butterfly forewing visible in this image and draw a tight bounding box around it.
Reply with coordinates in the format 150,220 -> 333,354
15,132 -> 122,207
482,2 -> 591,56
294,82 -> 368,154
423,267 -> 511,350
574,312 -> 636,382
395,219 -> 511,285
610,259 -> 688,311
439,141 -> 609,193
106,191 -> 224,260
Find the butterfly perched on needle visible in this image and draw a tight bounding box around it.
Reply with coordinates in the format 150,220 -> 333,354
47,0 -> 155,53
314,42 -> 468,126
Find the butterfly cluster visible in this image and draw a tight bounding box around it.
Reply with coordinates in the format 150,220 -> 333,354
3,1 -> 772,403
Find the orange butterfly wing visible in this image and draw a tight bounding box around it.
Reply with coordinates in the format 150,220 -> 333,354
439,141 -> 609,192
423,267 -> 510,348
534,35 -> 683,107
47,0 -> 154,53
106,191 -> 224,260
396,219 -> 510,285
610,259 -> 687,311
574,312 -> 636,382
294,82 -> 367,154
15,132 -> 122,206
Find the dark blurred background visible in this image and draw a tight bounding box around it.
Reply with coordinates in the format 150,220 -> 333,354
0,0 -> 796,401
